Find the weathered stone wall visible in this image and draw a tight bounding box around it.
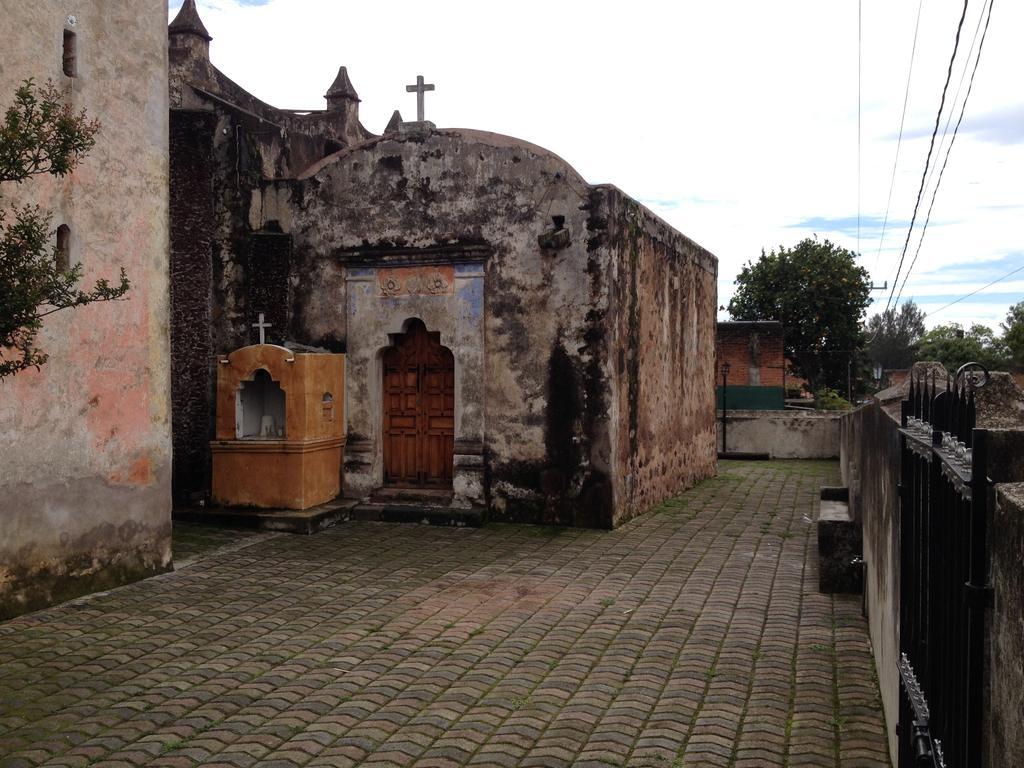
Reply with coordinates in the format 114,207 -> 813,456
167,104 -> 280,503
169,110 -> 216,501
719,410 -> 841,458
600,189 -> 718,526
169,38 -> 367,180
0,2 -> 171,619
284,130 -> 618,523
168,38 -> 369,502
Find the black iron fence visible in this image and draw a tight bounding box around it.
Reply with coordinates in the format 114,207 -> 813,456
897,364 -> 991,767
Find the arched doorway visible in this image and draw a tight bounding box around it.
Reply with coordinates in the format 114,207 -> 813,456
382,319 -> 455,488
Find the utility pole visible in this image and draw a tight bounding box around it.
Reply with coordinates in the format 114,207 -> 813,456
847,355 -> 853,405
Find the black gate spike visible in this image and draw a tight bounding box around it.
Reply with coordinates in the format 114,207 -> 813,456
967,388 -> 976,448
929,373 -> 937,424
944,375 -> 952,436
921,373 -> 927,423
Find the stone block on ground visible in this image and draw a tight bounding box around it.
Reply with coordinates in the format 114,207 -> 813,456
818,491 -> 863,594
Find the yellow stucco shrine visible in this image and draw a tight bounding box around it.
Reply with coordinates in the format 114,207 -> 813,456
210,344 -> 345,509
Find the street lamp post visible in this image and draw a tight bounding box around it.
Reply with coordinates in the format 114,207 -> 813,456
721,361 -> 731,454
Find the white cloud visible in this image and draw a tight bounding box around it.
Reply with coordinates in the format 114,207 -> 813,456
172,0 -> 1023,329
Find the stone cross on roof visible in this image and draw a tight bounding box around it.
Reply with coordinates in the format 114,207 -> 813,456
252,313 -> 271,345
405,75 -> 435,122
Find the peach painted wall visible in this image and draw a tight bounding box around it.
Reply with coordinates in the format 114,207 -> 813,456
0,2 -> 171,618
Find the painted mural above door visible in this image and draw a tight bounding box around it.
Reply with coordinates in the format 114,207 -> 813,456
378,266 -> 455,298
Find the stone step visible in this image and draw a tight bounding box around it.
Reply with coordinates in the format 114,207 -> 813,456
172,497 -> 356,535
718,451 -> 770,460
349,503 -> 488,527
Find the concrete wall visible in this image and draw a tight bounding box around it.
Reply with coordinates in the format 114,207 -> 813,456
0,2 -> 171,619
838,398 -> 902,760
990,483 -> 1024,768
718,410 -> 840,458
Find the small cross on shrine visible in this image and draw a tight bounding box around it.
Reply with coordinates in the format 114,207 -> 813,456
405,75 -> 435,122
252,312 -> 271,345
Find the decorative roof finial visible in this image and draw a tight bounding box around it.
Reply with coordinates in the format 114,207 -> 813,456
385,110 -> 403,134
169,0 -> 212,42
325,66 -> 360,104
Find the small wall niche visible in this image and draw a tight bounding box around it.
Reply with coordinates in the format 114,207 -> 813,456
236,369 -> 286,439
55,224 -> 71,271
62,29 -> 77,77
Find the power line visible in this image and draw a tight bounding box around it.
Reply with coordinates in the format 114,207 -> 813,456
857,0 -> 862,258
917,0 -> 988,219
876,0 -> 924,272
926,262 -> 1024,319
884,0 -> 971,317
894,0 -> 995,307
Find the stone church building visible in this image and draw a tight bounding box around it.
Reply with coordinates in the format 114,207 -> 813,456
169,0 -> 718,528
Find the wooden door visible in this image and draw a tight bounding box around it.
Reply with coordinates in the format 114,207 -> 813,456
382,320 -> 455,488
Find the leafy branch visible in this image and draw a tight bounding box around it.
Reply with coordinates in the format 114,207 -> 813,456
0,79 -> 129,380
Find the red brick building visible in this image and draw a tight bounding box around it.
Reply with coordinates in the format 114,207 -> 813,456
716,321 -> 786,409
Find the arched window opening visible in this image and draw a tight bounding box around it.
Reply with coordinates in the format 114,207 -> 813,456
236,369 -> 286,439
62,30 -> 77,77
321,392 -> 335,421
55,224 -> 71,271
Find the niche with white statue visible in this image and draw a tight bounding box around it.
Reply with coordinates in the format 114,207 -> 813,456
236,369 -> 286,439
212,342 -> 346,510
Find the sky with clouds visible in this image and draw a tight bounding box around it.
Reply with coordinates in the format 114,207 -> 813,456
171,0 -> 1022,331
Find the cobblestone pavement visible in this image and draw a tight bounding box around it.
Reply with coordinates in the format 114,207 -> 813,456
171,523 -> 273,567
0,461 -> 890,767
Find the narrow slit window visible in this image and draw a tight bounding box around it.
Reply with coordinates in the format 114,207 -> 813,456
63,30 -> 77,77
55,224 -> 70,271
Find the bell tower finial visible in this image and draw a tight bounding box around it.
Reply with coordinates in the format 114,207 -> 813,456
169,0 -> 212,40
324,66 -> 360,111
169,0 -> 212,59
324,66 -> 362,141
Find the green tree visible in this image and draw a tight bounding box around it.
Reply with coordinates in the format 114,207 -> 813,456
916,323 -> 1011,373
0,79 -> 129,380
728,237 -> 871,392
1001,301 -> 1024,370
865,301 -> 927,370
